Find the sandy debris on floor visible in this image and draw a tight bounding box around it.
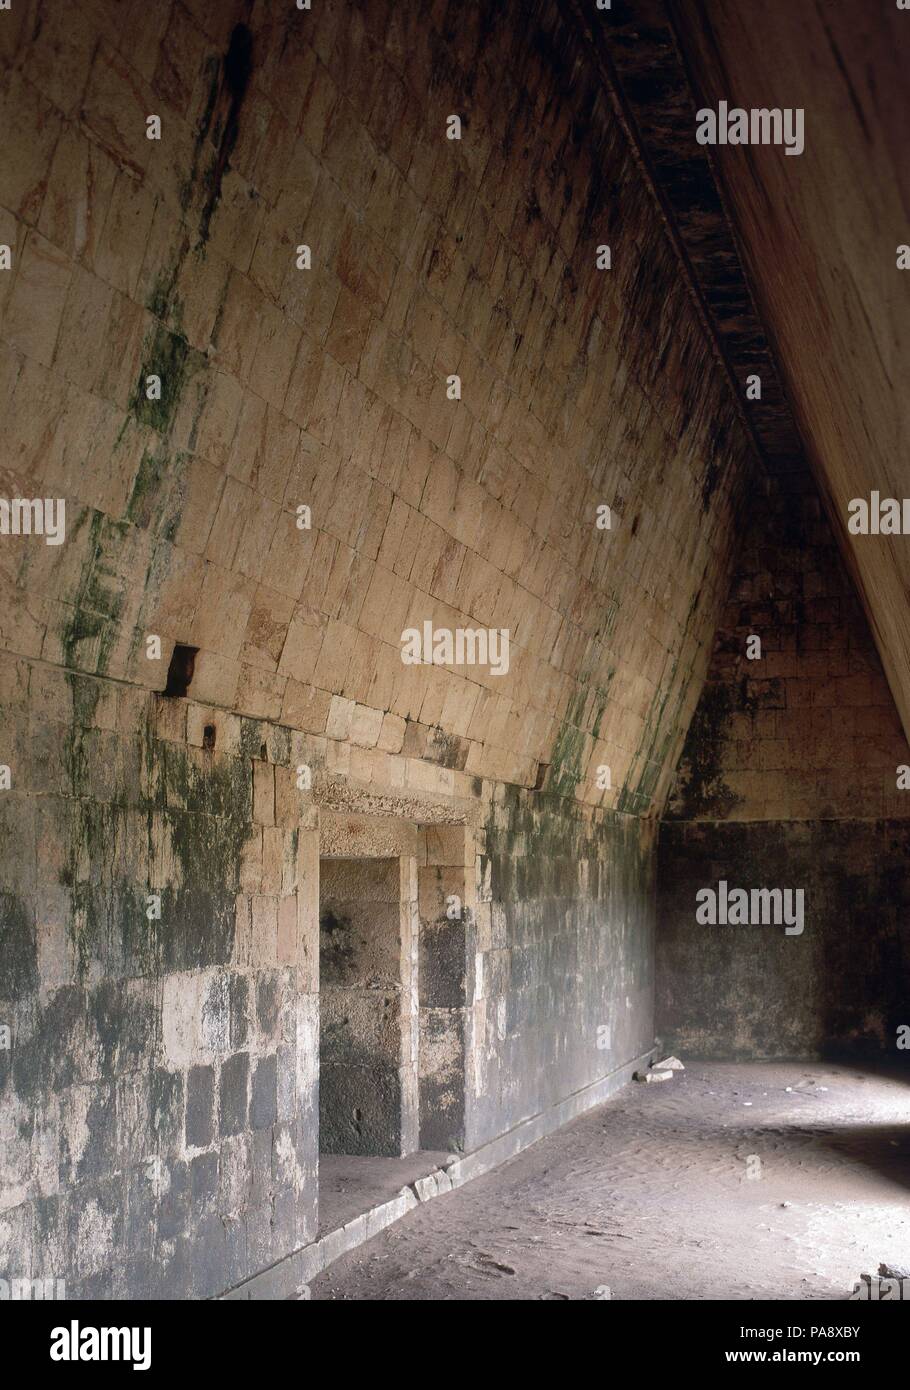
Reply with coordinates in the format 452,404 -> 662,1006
311,1062 -> 910,1301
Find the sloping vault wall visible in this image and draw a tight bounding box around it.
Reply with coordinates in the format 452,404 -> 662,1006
0,0 -> 753,1295
669,0 -> 910,740
659,457 -> 910,1058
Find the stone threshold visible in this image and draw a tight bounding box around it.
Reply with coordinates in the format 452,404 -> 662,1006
221,1044 -> 656,1300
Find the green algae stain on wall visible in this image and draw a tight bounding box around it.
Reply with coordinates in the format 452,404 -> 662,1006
666,682 -> 742,820
546,684 -> 592,802
543,675 -> 615,805
125,445 -> 193,543
143,730 -> 253,973
130,322 -> 206,437
547,718 -> 587,802
59,509 -> 126,678
59,707 -> 255,983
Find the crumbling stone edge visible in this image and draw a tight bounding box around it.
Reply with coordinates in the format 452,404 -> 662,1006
220,1046 -> 655,1300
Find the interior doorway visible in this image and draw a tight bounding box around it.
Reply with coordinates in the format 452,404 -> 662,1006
318,855 -> 416,1157
314,813 -> 475,1237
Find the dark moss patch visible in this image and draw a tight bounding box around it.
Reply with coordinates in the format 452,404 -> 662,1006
239,719 -> 264,760
667,682 -> 742,819
427,726 -> 469,770
153,741 -> 253,973
319,908 -> 357,983
56,711 -> 255,983
150,1067 -> 185,1151
0,891 -> 38,997
11,985 -> 84,1103
130,323 -> 203,436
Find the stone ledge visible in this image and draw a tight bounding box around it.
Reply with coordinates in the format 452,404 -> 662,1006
220,1044 -> 655,1300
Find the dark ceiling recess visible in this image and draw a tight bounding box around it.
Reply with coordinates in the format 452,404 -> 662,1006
564,0 -> 805,476
163,644 -> 199,698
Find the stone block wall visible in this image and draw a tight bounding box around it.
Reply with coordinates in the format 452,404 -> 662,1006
0,0 -> 759,1295
471,786 -> 656,1148
659,456 -> 910,1058
0,0 -> 751,815
0,655 -> 319,1297
667,458 -> 910,824
418,823 -> 474,1151
659,818 -> 910,1059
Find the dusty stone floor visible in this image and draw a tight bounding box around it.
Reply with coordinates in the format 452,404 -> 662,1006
311,1062 -> 910,1300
